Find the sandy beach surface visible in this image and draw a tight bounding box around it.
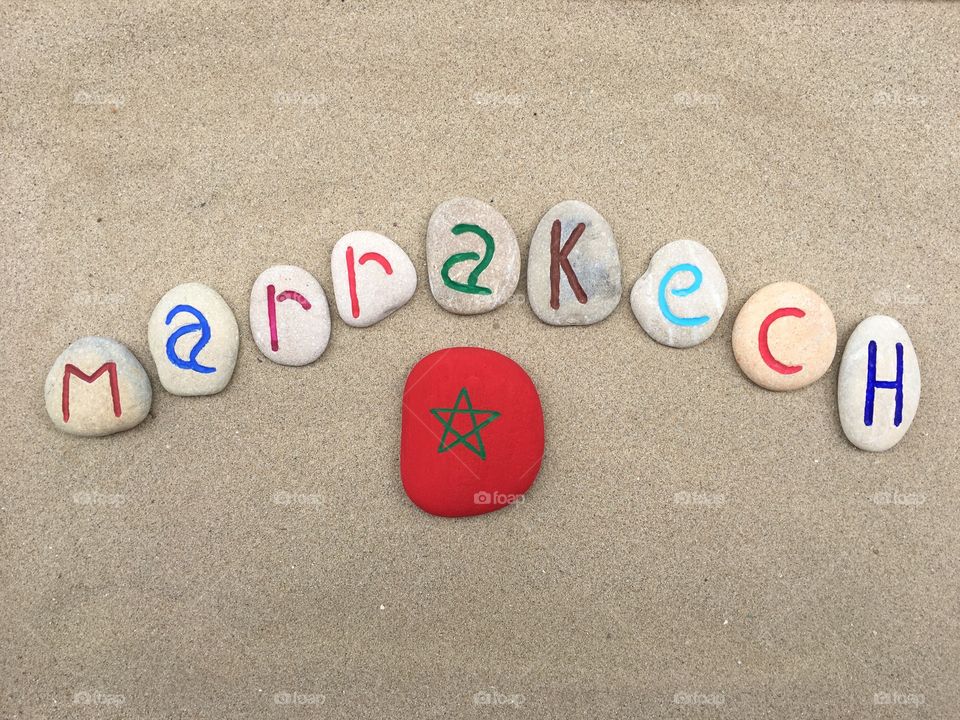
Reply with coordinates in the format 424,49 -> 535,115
2,2 -> 958,717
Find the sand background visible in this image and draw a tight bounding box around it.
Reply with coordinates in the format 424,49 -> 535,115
2,2 -> 958,718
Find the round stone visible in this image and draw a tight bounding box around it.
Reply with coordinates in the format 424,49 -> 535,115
250,265 -> 331,366
630,239 -> 728,348
400,347 -> 544,517
732,281 -> 837,391
527,199 -> 622,326
44,336 -> 152,437
426,197 -> 520,315
838,315 -> 921,452
147,282 -> 239,396
331,231 -> 417,327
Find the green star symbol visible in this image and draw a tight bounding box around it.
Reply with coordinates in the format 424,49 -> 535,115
429,387 -> 501,460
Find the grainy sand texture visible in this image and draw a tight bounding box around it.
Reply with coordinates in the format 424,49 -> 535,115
2,2 -> 958,718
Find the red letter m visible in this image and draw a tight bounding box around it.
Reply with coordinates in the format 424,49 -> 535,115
62,362 -> 122,422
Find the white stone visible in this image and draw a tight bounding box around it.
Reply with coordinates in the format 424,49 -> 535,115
630,239 -> 728,348
250,265 -> 330,366
44,336 -> 152,437
838,315 -> 920,452
147,282 -> 239,396
331,231 -> 417,327
527,200 -> 621,325
426,197 -> 520,314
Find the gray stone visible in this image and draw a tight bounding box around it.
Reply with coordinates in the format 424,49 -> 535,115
44,336 -> 152,437
250,265 -> 330,366
147,282 -> 239,396
838,315 -> 920,452
630,239 -> 727,348
426,197 -> 520,315
527,200 -> 621,325
331,231 -> 417,327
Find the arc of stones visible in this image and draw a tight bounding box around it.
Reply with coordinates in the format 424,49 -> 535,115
43,203 -> 921,452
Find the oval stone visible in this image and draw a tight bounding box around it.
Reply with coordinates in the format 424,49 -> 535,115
838,315 -> 920,452
527,200 -> 621,325
426,197 -> 520,315
250,265 -> 330,366
400,347 -> 544,517
147,282 -> 239,396
44,336 -> 152,437
331,231 -> 417,327
630,239 -> 728,348
732,281 -> 837,391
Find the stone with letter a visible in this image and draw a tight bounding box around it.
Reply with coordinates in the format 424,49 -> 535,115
400,347 -> 544,517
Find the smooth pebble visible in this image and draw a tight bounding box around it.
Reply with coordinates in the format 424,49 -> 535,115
426,197 -> 520,315
838,315 -> 920,452
630,239 -> 728,348
44,336 -> 152,437
400,347 -> 544,517
527,200 -> 622,326
148,282 -> 239,396
250,265 -> 331,366
331,231 -> 417,327
732,281 -> 837,391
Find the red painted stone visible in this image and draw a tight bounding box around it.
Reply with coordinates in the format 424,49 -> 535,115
401,347 -> 545,517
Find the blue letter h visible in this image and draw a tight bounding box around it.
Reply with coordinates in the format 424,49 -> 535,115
864,340 -> 904,427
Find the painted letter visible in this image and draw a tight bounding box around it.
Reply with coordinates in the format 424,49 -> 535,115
346,246 -> 393,318
165,304 -> 215,374
62,362 -> 121,422
267,284 -> 312,352
549,220 -> 587,309
440,224 -> 494,296
758,307 -> 805,374
658,263 -> 709,327
864,340 -> 904,427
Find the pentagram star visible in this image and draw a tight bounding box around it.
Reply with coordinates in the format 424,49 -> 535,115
429,387 -> 501,460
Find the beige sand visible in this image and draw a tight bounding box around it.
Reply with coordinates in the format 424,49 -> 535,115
1,2 -> 958,718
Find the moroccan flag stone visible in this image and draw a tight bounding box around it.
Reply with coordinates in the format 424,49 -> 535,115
401,347 -> 545,517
